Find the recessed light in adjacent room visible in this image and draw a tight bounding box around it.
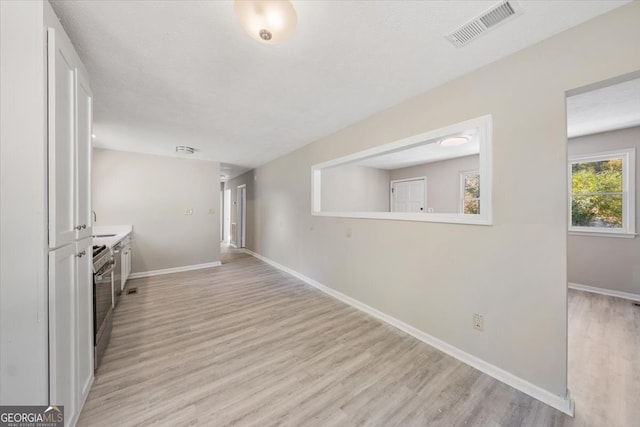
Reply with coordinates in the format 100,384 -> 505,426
91,134 -> 96,139
439,136 -> 468,147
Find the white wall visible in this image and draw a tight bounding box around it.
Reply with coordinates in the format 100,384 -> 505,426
568,126 -> 640,295
390,155 -> 479,214
321,165 -> 390,212
0,0 -> 49,404
245,2 -> 640,406
92,149 -> 221,273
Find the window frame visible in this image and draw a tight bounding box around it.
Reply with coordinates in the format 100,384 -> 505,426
459,170 -> 480,215
568,148 -> 636,238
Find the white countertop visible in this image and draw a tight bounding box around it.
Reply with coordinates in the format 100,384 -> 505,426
92,225 -> 133,248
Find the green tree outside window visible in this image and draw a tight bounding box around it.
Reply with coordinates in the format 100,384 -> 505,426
571,158 -> 623,228
462,172 -> 480,215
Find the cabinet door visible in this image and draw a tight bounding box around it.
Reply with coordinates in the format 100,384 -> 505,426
75,71 -> 93,240
49,244 -> 77,425
121,249 -> 128,289
75,237 -> 94,408
127,245 -> 132,277
48,28 -> 77,249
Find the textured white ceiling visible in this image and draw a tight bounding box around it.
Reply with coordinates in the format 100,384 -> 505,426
356,136 -> 479,170
50,0 -> 629,179
567,78 -> 640,138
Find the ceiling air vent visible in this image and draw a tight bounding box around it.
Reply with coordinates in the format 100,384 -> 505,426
446,1 -> 521,48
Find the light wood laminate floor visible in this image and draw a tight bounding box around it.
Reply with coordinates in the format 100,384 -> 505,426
77,249 -> 639,426
566,289 -> 640,427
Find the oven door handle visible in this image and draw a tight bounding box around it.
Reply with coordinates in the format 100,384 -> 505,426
95,260 -> 116,280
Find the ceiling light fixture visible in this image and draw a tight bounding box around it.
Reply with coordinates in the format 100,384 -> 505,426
439,136 -> 469,147
176,146 -> 195,154
234,0 -> 297,44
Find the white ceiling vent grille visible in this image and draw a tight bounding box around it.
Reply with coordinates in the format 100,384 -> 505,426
446,1 -> 521,48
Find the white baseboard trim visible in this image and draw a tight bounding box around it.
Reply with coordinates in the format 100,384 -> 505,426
129,261 -> 222,279
568,282 -> 640,302
242,248 -> 574,416
73,376 -> 93,427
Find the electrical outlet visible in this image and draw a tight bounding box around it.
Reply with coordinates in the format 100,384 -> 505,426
346,228 -> 352,238
208,208 -> 215,214
184,208 -> 193,215
473,314 -> 484,331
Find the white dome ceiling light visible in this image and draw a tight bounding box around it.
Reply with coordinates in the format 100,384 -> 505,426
234,0 -> 297,44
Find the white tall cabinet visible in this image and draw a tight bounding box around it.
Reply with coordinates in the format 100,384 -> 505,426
46,3 -> 94,426
47,9 -> 93,247
0,2 -> 93,425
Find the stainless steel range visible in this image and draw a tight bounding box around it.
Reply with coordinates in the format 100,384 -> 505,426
93,244 -> 114,370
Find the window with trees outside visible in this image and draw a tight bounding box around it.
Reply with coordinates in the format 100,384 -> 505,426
569,148 -> 636,236
460,171 -> 480,215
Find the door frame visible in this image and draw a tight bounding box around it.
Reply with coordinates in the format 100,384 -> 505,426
236,184 -> 247,248
223,189 -> 231,243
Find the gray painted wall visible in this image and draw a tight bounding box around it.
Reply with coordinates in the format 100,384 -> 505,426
390,155 -> 479,214
0,0 -> 49,404
321,165 -> 390,212
225,170 -> 255,248
244,3 -> 640,399
92,149 -> 221,273
568,126 -> 640,295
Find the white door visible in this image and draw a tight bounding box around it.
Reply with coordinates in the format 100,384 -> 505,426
75,71 -> 93,240
48,244 -> 77,425
391,178 -> 426,213
75,237 -> 93,409
48,28 -> 77,249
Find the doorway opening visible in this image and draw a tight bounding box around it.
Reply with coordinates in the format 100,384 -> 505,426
565,70 -> 640,426
236,184 -> 246,248
224,189 -> 231,243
